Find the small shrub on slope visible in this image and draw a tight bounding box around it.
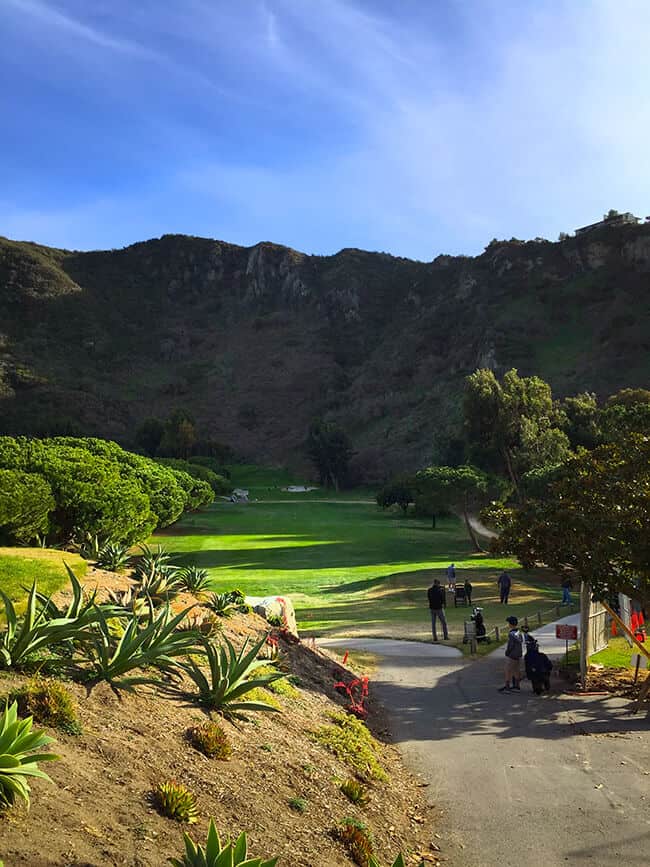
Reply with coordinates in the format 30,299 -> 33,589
169,817 -> 278,866
186,721 -> 232,759
0,701 -> 58,809
313,712 -> 388,782
339,818 -> 374,867
340,778 -> 369,805
152,781 -> 199,824
256,665 -> 300,699
9,677 -> 81,734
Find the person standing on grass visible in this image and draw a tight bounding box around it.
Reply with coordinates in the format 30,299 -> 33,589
446,563 -> 456,590
498,570 -> 512,604
561,576 -> 573,605
427,578 -> 449,642
464,578 -> 473,605
499,616 -> 524,692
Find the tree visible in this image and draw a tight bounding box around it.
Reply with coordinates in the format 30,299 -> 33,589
134,417 -> 165,457
414,465 -> 499,551
559,392 -> 601,450
0,469 -> 54,543
306,420 -> 353,491
606,388 -> 650,408
159,409 -> 197,459
490,434 -> 650,605
464,368 -> 570,497
376,479 -> 414,514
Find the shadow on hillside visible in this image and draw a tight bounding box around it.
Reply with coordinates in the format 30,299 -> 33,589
372,655 -> 650,744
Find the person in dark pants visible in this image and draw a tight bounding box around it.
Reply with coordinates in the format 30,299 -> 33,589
427,578 -> 448,642
561,577 -> 573,605
464,579 -> 473,605
498,571 -> 512,604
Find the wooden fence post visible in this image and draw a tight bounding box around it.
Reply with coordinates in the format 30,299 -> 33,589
579,581 -> 590,687
537,611 -> 542,626
495,625 -> 500,641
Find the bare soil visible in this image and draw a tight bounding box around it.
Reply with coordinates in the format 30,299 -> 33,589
0,569 -> 439,866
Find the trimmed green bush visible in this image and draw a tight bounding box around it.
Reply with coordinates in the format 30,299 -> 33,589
313,713 -> 388,782
0,469 -> 55,543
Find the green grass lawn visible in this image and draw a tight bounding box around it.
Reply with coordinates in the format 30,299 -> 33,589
225,463 -> 376,502
590,637 -> 638,669
154,492 -> 565,643
0,547 -> 87,614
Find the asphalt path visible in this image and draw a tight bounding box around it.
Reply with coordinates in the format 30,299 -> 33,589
319,618 -> 650,867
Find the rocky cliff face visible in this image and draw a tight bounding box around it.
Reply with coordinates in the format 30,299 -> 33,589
1,224 -> 649,479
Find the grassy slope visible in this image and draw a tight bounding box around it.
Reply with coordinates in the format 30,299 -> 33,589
155,477 -> 563,641
0,547 -> 87,611
590,637 -> 638,669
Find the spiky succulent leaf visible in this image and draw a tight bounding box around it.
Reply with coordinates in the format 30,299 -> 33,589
168,819 -> 278,866
0,701 -> 58,808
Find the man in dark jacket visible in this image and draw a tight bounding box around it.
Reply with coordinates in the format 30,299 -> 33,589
427,579 -> 448,642
498,571 -> 512,604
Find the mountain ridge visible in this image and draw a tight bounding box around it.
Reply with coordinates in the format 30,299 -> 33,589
1,223 -> 649,480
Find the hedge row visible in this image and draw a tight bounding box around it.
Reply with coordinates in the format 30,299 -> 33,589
0,437 -> 214,545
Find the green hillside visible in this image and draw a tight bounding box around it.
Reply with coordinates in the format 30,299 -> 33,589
1,224 -> 649,479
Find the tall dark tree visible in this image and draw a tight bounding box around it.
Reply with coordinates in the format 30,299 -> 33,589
134,417 -> 165,457
464,368 -> 569,497
159,409 -> 197,459
306,420 -> 353,491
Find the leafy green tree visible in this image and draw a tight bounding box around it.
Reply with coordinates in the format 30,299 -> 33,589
376,479 -> 414,514
489,434 -> 650,605
159,409 -> 197,459
559,392 -> 602,450
414,465 -> 500,551
0,470 -> 54,543
306,420 -> 353,491
156,458 -> 231,496
606,388 -> 650,408
134,417 -> 165,457
464,368 -> 570,496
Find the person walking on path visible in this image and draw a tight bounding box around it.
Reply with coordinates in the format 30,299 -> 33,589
499,615 -> 524,692
561,577 -> 573,605
427,579 -> 449,642
464,579 -> 473,605
446,563 -> 456,590
497,570 -> 512,604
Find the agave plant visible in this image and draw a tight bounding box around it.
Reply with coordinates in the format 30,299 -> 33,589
0,581 -> 99,670
96,541 -> 131,572
169,818 -> 278,867
0,701 -> 59,809
105,586 -> 149,619
167,634 -> 284,719
78,603 -> 201,691
205,592 -> 238,618
368,856 -> 405,867
35,564 -> 97,621
176,566 -> 211,595
153,780 -> 199,824
71,531 -> 107,561
132,545 -> 182,601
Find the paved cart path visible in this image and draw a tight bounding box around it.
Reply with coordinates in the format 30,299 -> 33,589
319,615 -> 650,867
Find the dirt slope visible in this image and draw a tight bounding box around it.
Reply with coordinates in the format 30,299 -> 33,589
0,576 -> 438,866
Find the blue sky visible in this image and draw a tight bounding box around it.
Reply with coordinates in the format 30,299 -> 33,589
2,0 -> 650,260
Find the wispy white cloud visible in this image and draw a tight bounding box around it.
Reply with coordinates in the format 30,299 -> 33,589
4,0 -> 160,58
3,0 -> 650,257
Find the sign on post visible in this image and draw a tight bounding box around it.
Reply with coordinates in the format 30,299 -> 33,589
556,624 -> 578,640
556,623 -> 578,666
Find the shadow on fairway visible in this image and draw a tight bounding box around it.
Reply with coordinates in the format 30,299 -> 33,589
373,655 -> 650,743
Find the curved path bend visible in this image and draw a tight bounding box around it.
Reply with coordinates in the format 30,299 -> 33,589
319,616 -> 650,867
